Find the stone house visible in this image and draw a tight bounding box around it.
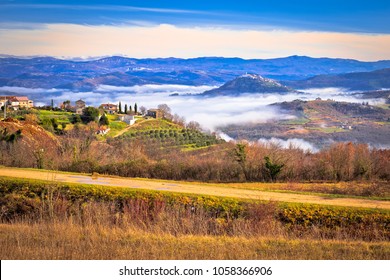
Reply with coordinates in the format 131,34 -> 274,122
147,109 -> 162,119
75,99 -> 86,114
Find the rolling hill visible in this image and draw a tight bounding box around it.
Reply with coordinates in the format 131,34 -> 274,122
201,74 -> 293,95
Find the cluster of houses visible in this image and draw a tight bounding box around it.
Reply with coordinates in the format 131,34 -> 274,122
2,96 -> 161,125
0,96 -> 34,110
60,101 -> 159,118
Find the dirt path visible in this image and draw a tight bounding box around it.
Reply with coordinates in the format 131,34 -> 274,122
113,118 -> 151,138
0,167 -> 389,210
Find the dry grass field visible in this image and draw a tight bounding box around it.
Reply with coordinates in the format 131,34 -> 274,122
1,222 -> 388,260
0,167 -> 389,260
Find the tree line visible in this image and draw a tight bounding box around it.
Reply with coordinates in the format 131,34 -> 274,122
1,119 -> 389,182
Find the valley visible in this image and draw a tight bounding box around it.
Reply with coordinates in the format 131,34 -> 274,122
220,98 -> 390,149
1,55 -> 390,261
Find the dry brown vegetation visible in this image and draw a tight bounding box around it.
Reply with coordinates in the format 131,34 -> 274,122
2,222 -> 389,260
0,177 -> 389,259
1,118 -> 390,183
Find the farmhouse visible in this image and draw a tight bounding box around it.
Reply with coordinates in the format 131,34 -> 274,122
75,99 -> 86,114
101,103 -> 118,114
147,109 -> 162,119
0,96 -> 34,110
15,96 -> 34,109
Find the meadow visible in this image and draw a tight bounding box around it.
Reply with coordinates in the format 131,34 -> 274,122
0,176 -> 389,259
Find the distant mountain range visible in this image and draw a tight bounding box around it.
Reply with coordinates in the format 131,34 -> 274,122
284,68 -> 390,91
1,55 -> 390,91
202,74 -> 292,96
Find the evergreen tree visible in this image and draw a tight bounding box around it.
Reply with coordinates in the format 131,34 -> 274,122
234,143 -> 248,180
82,106 -> 100,123
118,101 -> 122,114
134,103 -> 138,114
264,156 -> 284,182
99,114 -> 109,126
129,105 -> 132,114
124,104 -> 128,114
51,99 -> 54,109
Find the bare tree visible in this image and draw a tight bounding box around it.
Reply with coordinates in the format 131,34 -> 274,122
172,114 -> 185,126
186,121 -> 201,131
139,106 -> 147,115
157,104 -> 172,120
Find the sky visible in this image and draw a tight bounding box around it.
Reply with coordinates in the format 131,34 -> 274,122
1,1 -> 390,60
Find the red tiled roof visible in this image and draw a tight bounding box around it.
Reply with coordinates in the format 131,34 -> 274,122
15,96 -> 29,101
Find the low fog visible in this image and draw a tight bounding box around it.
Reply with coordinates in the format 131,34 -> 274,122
258,138 -> 318,152
1,84 -> 385,147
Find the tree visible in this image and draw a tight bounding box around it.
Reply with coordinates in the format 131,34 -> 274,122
157,104 -> 172,120
51,118 -> 59,132
187,121 -> 201,131
62,100 -> 71,111
72,114 -> 82,124
51,99 -> 54,109
82,106 -> 100,123
172,114 -> 185,126
99,114 -> 109,126
140,106 -> 147,115
124,104 -> 128,114
234,143 -> 248,180
129,105 -> 132,114
134,103 -> 138,114
118,102 -> 122,114
264,156 -> 284,182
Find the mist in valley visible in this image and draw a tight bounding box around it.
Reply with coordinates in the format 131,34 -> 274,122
1,84 -> 386,150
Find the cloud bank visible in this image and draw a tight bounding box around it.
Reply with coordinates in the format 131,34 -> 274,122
1,24 -> 390,61
1,84 -> 383,133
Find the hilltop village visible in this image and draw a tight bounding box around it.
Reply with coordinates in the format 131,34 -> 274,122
1,96 -> 166,135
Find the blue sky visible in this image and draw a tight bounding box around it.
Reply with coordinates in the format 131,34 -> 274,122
1,1 -> 390,59
2,0 -> 390,32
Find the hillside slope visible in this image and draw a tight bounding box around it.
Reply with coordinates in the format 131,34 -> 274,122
284,68 -> 390,91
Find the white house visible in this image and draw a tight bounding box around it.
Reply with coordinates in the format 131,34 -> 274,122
119,115 -> 136,125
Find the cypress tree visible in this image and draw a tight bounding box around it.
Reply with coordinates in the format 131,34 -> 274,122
134,103 -> 138,114
124,104 -> 128,114
118,101 -> 122,114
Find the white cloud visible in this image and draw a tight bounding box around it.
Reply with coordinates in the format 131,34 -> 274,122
96,84 -> 216,94
0,86 -> 59,94
258,137 -> 318,152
